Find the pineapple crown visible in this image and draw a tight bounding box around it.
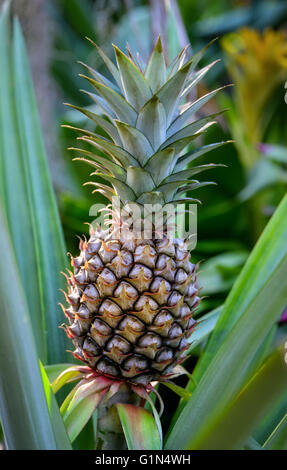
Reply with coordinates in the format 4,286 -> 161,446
66,37 -> 230,218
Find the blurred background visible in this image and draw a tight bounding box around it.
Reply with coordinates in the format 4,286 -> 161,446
5,0 -> 287,317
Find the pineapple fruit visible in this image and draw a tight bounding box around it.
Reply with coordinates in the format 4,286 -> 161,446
62,38 -> 225,386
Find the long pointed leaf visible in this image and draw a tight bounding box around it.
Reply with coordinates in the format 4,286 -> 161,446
165,198 -> 287,449
117,404 -> 161,450
0,0 -> 46,361
13,19 -> 70,364
114,45 -> 152,110
196,347 -> 287,449
193,194 -> 287,383
0,204 -> 57,449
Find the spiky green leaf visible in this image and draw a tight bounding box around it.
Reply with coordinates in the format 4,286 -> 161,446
136,95 -> 166,150
115,120 -> 154,165
145,36 -> 166,92
117,404 -> 161,450
80,75 -> 138,126
114,45 -> 152,110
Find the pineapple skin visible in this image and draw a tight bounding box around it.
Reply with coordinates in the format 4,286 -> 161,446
64,230 -> 198,385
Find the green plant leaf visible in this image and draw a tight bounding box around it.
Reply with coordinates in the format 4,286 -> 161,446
260,143 -> 287,164
144,36 -> 166,92
87,39 -> 122,90
44,363 -> 75,384
114,45 -> 152,110
193,194 -> 287,383
115,120 -> 154,166
51,365 -> 89,394
64,390 -> 106,443
264,412 -> 287,450
117,404 -> 161,450
126,167 -> 155,195
161,382 -> 192,399
165,163 -> 225,184
64,103 -> 121,144
166,195 -> 287,449
198,251 -> 249,295
0,204 -> 57,449
158,39 -> 217,125
136,96 -> 167,150
175,141 -> 231,171
238,158 -> 287,202
61,378 -> 110,443
80,134 -> 139,167
70,146 -> 127,181
0,0 -> 45,361
167,86 -> 227,137
185,306 -> 222,355
163,112 -> 221,148
81,74 -> 138,126
39,363 -> 72,450
12,18 -> 70,364
195,346 -> 287,449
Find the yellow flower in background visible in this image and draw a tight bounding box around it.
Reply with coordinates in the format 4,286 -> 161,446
221,28 -> 287,169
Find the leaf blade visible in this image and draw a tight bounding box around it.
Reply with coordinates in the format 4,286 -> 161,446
117,404 -> 161,450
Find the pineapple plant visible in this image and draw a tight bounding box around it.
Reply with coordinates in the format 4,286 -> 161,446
51,37 -> 229,446
60,37 -> 227,389
2,3 -> 287,451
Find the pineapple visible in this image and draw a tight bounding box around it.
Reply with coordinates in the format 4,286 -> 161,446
62,38 -> 226,386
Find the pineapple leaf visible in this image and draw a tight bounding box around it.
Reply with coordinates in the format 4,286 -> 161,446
126,167 -> 155,196
167,86 -> 229,137
117,404 -> 161,450
166,195 -> 287,450
113,45 -> 152,110
0,202 -> 66,449
40,363 -> 72,449
115,120 -> 154,166
156,179 -> 192,202
64,103 -> 121,144
161,132 -> 205,156
44,363 -> 76,385
96,173 -> 137,202
80,74 -> 138,126
163,111 -> 223,148
161,382 -> 192,400
136,95 -> 167,150
194,346 -> 287,450
144,36 -> 166,92
70,147 -> 127,182
181,60 -> 220,98
157,58 -> 194,126
136,191 -> 165,206
165,164 -> 224,183
144,148 -> 175,185
0,4 -> 47,361
185,307 -> 222,355
86,38 -> 122,90
264,411 -> 287,449
167,45 -> 191,79
80,89 -> 117,120
12,18 -> 70,364
78,61 -> 121,92
158,39 -> 217,126
176,141 -> 232,171
79,135 -> 139,167
176,181 -> 216,196
61,381 -> 108,443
